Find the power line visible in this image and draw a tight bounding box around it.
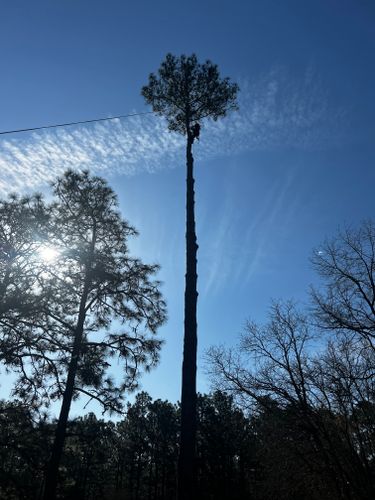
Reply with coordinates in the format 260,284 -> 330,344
0,111 -> 154,137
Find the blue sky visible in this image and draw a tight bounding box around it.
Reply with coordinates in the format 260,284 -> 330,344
0,0 -> 374,415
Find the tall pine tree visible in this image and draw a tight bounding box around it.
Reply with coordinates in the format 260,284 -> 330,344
142,54 -> 238,499
0,171 -> 167,499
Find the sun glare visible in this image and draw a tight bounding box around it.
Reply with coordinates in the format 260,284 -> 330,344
38,246 -> 59,263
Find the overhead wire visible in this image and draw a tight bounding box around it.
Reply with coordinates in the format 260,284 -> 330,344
0,110 -> 155,137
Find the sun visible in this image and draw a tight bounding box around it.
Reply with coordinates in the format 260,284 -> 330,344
38,245 -> 59,263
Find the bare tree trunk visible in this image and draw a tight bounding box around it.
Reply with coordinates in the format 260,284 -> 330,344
43,229 -> 95,499
178,134 -> 198,500
42,280 -> 90,499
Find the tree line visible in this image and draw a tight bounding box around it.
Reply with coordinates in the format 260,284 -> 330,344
1,374 -> 374,500
0,391 -> 251,500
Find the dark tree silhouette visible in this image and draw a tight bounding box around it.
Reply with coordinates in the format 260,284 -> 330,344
0,401 -> 50,499
3,386 -> 374,499
311,220 -> 375,350
114,392 -> 179,499
0,193 -> 48,329
41,171 -> 166,499
196,391 -> 254,500
142,53 -> 238,499
0,171 -> 166,499
61,413 -> 116,499
207,300 -> 375,500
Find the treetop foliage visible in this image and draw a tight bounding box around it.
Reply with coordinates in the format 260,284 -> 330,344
142,53 -> 239,135
0,193 -> 48,317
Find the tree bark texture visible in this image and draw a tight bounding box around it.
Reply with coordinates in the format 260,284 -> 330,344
178,135 -> 198,500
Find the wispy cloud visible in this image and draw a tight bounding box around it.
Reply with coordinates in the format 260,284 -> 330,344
200,66 -> 347,160
201,167 -> 298,297
0,116 -> 184,195
0,67 -> 346,196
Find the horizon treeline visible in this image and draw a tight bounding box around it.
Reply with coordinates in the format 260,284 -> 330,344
1,378 -> 375,500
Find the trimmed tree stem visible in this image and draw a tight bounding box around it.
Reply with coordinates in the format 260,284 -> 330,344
178,134 -> 198,500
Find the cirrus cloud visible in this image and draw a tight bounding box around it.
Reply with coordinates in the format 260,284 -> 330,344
0,67 -> 347,196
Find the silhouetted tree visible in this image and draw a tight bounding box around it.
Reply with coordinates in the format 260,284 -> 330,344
142,54 -> 238,499
207,301 -> 375,499
108,392 -> 177,500
146,398 -> 179,500
0,171 -> 167,499
61,413 -> 116,499
121,392 -> 154,500
249,400 -> 335,500
196,391 -> 254,500
42,171 -> 166,499
0,194 -> 50,372
311,220 -> 375,350
0,401 -> 50,499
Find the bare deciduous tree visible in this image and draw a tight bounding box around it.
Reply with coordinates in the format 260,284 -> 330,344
207,301 -> 375,499
311,221 -> 375,349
